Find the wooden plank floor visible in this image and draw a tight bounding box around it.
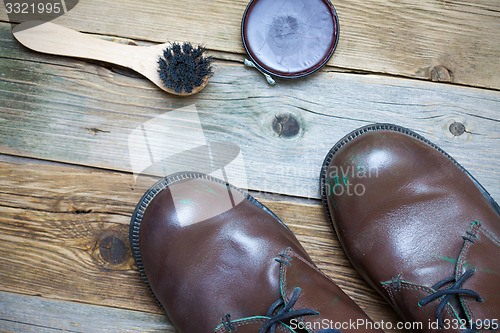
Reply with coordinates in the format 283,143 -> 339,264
0,160 -> 398,331
1,0 -> 499,331
1,0 -> 499,89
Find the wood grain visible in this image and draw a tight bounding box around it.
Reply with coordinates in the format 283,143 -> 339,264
1,0 -> 499,89
1,0 -> 499,330
0,291 -> 173,332
11,21 -> 208,96
0,160 -> 402,332
1,23 -> 499,201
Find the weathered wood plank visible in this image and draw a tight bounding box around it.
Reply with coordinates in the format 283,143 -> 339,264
1,0 -> 499,88
0,160 -> 402,332
1,23 -> 498,201
0,291 -> 173,332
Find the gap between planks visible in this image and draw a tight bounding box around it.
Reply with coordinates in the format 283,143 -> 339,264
1,0 -> 499,89
0,291 -> 174,332
1,23 -> 499,202
0,160 -> 403,332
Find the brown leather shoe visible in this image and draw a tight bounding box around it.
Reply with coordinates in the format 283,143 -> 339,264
130,172 -> 381,333
321,124 -> 500,333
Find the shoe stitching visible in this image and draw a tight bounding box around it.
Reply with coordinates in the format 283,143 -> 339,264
457,221 -> 481,279
457,235 -> 474,276
279,248 -> 292,304
456,221 -> 490,326
281,248 -> 315,304
293,252 -> 336,282
279,248 -> 347,333
382,279 -> 458,321
381,284 -> 401,316
478,223 -> 500,247
278,248 -> 316,333
215,317 -> 278,332
461,298 -> 475,330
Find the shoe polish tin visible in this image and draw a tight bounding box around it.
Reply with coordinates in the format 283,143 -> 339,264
242,0 -> 339,79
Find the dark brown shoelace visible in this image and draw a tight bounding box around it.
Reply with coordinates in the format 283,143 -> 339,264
222,287 -> 342,333
419,268 -> 497,333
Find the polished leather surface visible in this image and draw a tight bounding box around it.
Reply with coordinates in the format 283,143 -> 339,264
135,174 -> 380,333
323,127 -> 500,332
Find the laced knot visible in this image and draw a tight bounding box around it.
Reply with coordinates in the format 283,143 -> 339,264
259,287 -> 318,333
418,268 -> 493,332
222,287 -> 340,333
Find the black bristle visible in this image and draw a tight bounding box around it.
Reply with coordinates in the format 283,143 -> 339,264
182,43 -> 193,54
157,42 -> 213,94
171,43 -> 181,54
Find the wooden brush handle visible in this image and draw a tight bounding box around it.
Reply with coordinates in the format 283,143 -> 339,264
12,21 -> 164,73
12,21 -> 208,96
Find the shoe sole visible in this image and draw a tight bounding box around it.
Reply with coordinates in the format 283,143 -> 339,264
319,123 -> 500,230
129,171 -> 294,314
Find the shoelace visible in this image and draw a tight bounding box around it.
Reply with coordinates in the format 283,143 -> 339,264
222,287 -> 341,333
259,287 -> 318,333
418,268 -> 495,332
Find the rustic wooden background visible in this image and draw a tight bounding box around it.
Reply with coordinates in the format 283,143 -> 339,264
0,0 -> 499,332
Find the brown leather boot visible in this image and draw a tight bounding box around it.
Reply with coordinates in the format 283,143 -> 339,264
130,172 -> 381,333
321,124 -> 500,333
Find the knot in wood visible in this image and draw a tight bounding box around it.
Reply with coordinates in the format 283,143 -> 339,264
449,121 -> 466,136
431,65 -> 453,82
272,113 -> 300,138
99,235 -> 127,264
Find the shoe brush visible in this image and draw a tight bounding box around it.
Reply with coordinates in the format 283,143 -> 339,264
12,21 -> 213,96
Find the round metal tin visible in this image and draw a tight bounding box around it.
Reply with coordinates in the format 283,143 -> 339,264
242,0 -> 339,79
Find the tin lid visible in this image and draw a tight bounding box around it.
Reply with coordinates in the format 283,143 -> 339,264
242,0 -> 339,79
